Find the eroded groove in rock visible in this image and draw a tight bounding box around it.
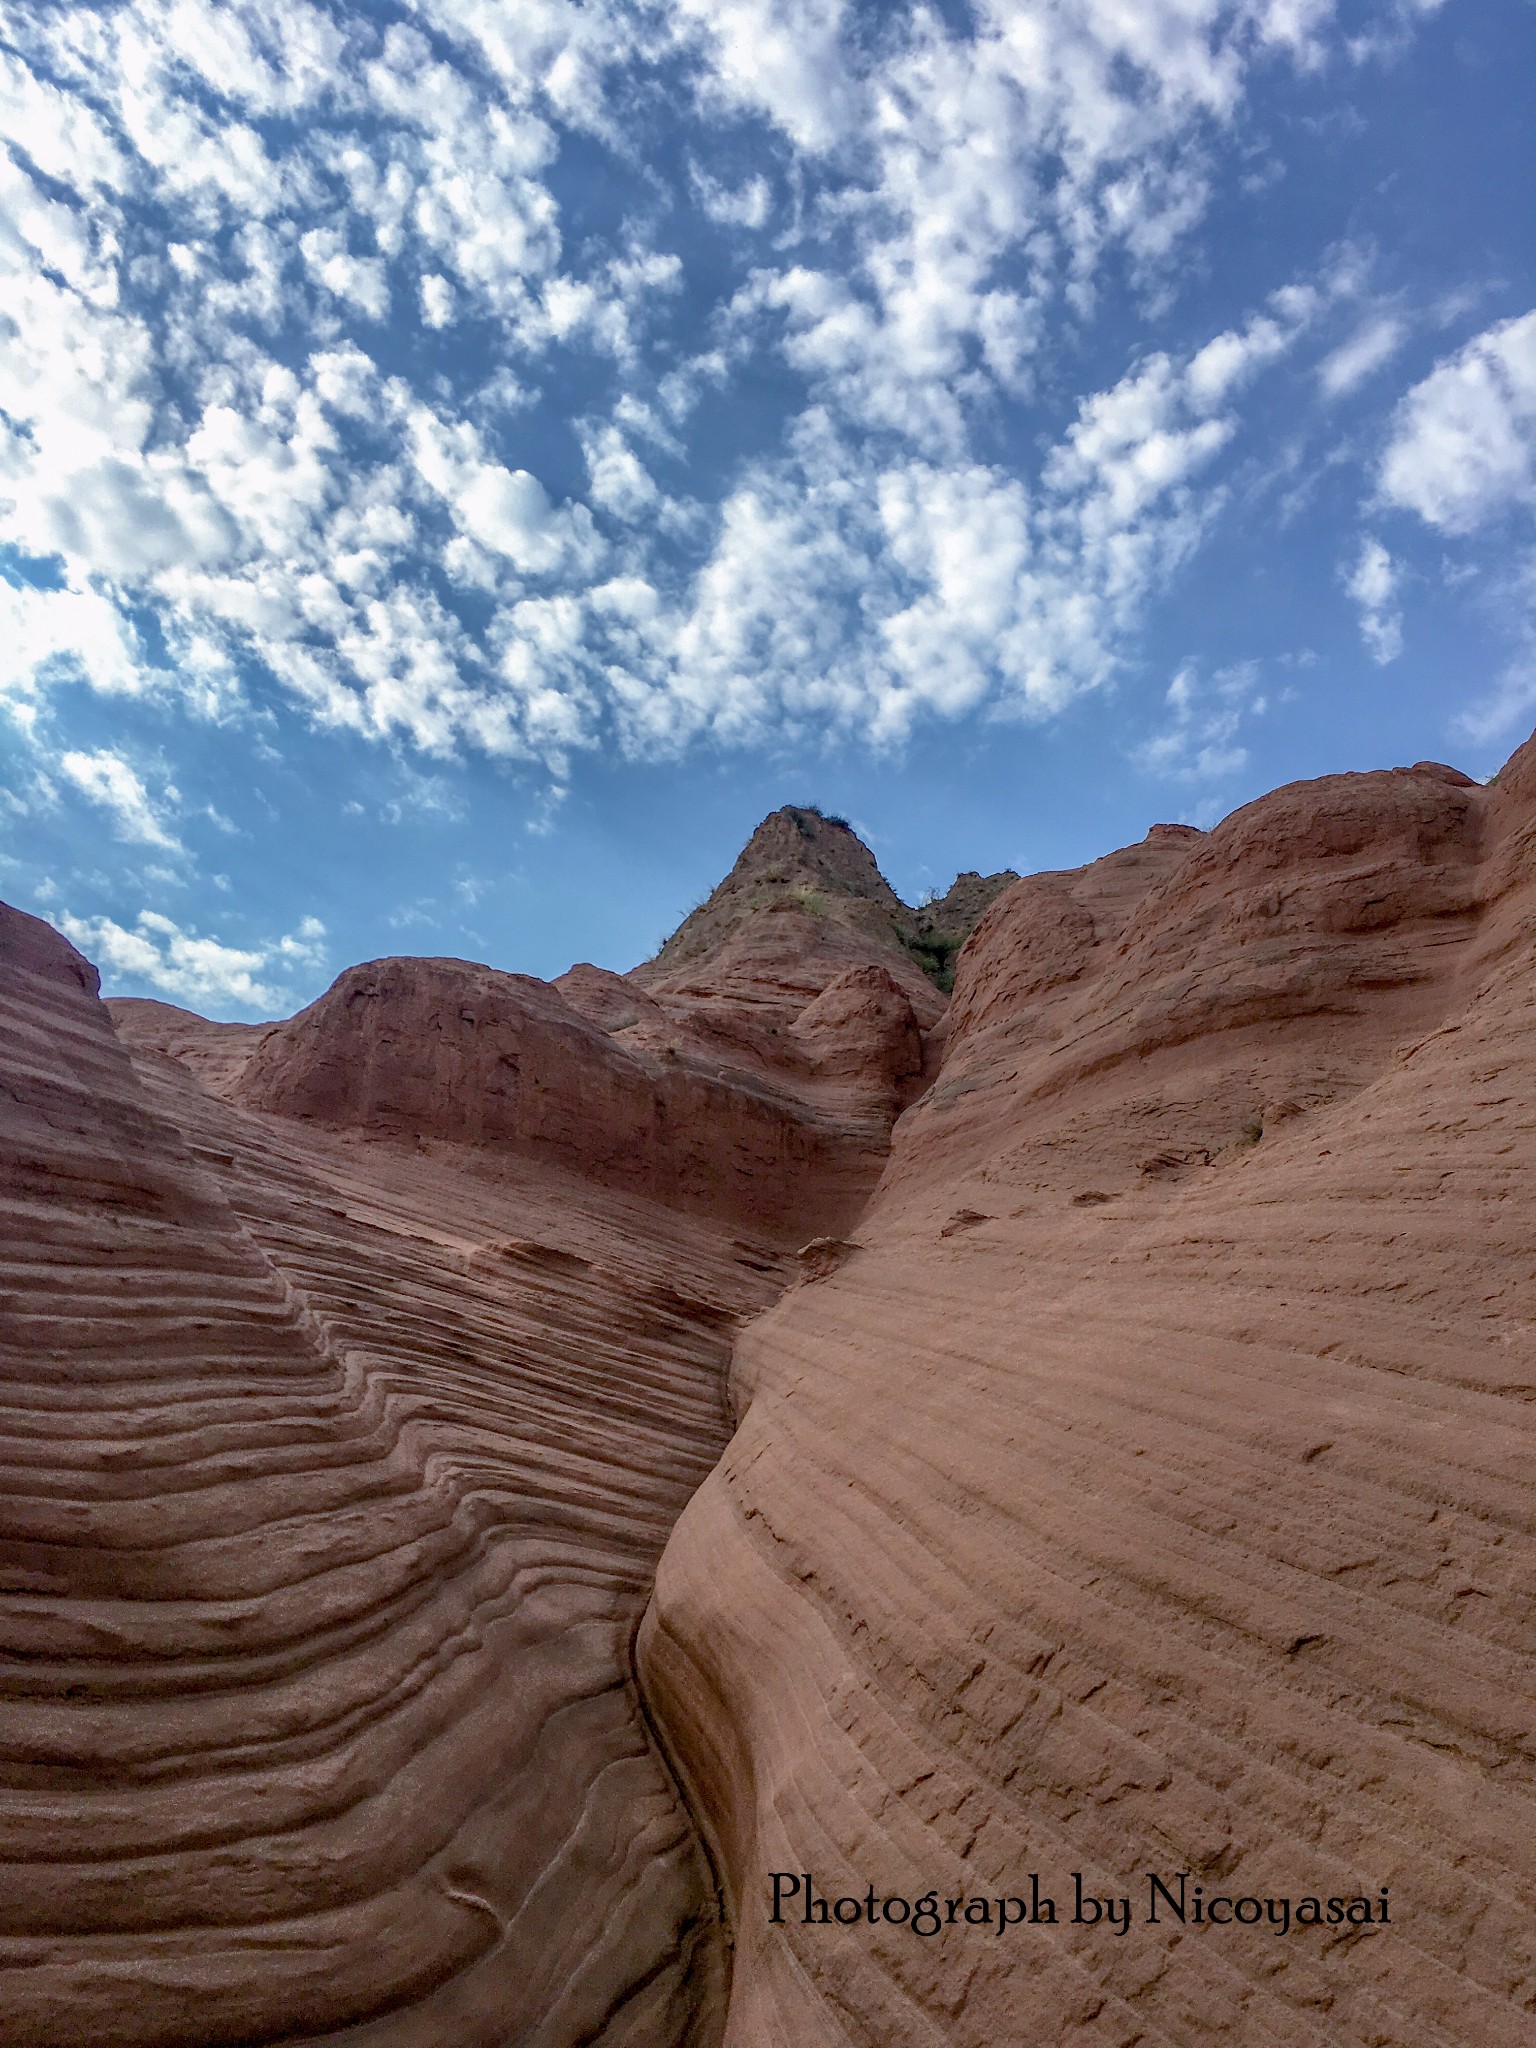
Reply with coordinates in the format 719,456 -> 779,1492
639,753 -> 1536,2046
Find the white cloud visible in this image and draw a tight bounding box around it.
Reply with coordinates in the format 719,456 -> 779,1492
494,594 -> 597,758
0,1 -> 667,770
877,463 -> 1038,724
0,0 -> 1454,788
645,465 -> 874,746
56,905 -> 328,1015
1342,535 -> 1402,664
0,763 -> 60,827
59,748 -> 184,850
405,0 -> 634,138
419,272 -> 456,328
704,0 -> 1338,459
1343,0 -> 1448,67
1137,660 -> 1266,782
1046,356 -> 1234,529
1257,0 -> 1341,65
124,0 -> 349,119
602,294 -> 1307,755
0,145 -> 116,300
1378,310 -> 1536,533
380,770 -> 466,825
332,586 -> 480,752
1187,314 -> 1293,408
299,226 -> 390,321
690,165 -> 772,228
675,0 -> 856,151
0,584 -> 153,726
1318,315 -> 1404,398
408,406 -> 602,577
0,48 -> 130,192
581,424 -> 660,521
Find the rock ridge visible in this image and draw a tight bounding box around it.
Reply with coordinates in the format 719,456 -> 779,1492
638,743 -> 1536,2048
5,742 -> 1535,2048
638,802 -> 1017,999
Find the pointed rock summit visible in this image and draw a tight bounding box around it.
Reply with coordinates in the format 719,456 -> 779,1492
636,803 -> 1017,999
641,805 -> 909,977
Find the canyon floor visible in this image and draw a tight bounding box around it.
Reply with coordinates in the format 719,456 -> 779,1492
1,753 -> 1533,2047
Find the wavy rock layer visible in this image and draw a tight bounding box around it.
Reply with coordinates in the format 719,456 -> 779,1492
7,749 -> 1534,2048
1,906 -> 796,2047
641,755 -> 1536,2046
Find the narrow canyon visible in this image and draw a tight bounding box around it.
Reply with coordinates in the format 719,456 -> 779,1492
2,744 -> 1532,2046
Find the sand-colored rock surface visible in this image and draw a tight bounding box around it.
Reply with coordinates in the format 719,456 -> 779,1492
4,749 -> 1533,2047
640,753 -> 1536,2047
549,812 -> 1010,1147
629,806 -> 1006,1065
1,904 -> 780,2046
2,808 -> 967,2047
637,805 -> 941,1004
228,953 -> 879,1240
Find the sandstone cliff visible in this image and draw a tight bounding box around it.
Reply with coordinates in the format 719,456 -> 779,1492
639,752 -> 1535,2047
3,754 -> 1533,2048
1,906 -> 756,2046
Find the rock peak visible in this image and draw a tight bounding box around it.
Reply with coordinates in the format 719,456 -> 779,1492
731,804 -> 901,903
641,805 -> 1018,995
641,805 -> 906,981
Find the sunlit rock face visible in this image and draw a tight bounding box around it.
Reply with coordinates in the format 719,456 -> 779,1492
640,749 -> 1536,2048
0,810 -> 965,2047
4,745 -> 1535,2047
1,901 -> 755,2046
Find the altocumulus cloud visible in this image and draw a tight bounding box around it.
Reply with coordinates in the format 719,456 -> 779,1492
1375,309 -> 1536,740
55,908 -> 328,1017
0,0 -> 1479,793
58,749 -> 183,852
1378,311 -> 1536,535
1342,539 -> 1402,667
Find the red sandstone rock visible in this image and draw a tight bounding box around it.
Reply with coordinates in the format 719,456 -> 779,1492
109,995 -> 272,1094
553,961 -> 668,1036
6,745 -> 1536,2048
639,743 -> 1536,2048
233,952 -> 878,1240
790,963 -> 923,1097
634,805 -> 959,1029
2,902 -> 768,2048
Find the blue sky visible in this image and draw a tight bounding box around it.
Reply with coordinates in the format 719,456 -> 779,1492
1,0 -> 1533,1017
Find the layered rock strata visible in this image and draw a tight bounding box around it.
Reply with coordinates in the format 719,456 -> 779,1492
619,807 -> 1011,1105
640,754 -> 1536,2047
1,808 -> 973,2047
0,907 -> 779,2046
230,954 -> 880,1240
4,747 -> 1533,2048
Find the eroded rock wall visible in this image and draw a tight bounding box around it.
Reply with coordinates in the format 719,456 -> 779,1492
233,954 -> 881,1241
9,749 -> 1535,2048
1,905 -> 783,2047
639,755 -> 1536,2048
